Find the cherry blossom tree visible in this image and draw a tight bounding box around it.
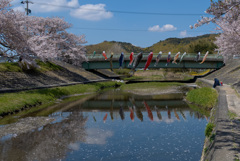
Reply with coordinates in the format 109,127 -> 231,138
214,17 -> 240,60
190,0 -> 240,28
190,0 -> 240,60
0,0 -> 29,58
0,0 -> 87,69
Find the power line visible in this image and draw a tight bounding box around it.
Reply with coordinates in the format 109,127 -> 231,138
72,27 -> 147,32
33,2 -> 208,16
71,27 -> 217,33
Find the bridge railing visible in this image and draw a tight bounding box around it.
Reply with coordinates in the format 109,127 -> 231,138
86,53 -> 223,61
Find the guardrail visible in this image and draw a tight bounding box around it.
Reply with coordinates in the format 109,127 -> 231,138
86,53 -> 224,60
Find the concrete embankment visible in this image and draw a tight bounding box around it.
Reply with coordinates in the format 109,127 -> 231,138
199,78 -> 240,161
0,61 -> 114,93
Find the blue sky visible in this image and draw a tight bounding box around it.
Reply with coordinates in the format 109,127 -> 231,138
12,0 -> 217,47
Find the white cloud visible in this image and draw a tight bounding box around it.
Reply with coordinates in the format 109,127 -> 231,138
67,0 -> 79,8
148,24 -> 177,32
180,30 -> 187,37
12,1 -> 112,21
70,4 -> 113,21
68,143 -> 80,151
13,5 -> 25,12
85,128 -> 113,145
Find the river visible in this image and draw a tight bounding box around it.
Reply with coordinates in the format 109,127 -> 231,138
0,88 -> 208,161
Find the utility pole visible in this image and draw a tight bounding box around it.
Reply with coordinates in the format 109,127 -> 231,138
21,0 -> 33,16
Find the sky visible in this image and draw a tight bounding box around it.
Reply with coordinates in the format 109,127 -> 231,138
11,0 -> 217,48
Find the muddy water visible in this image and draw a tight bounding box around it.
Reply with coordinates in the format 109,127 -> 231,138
0,89 -> 208,161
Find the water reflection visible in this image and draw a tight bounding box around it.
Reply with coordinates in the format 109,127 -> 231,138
129,107 -> 134,122
143,101 -> 154,121
0,112 -> 87,161
119,105 -> 125,120
174,109 -> 180,121
103,113 -> 108,123
155,106 -> 162,121
130,98 -> 143,122
180,110 -> 186,120
0,89 -> 209,161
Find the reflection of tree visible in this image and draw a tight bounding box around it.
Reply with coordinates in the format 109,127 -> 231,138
0,112 -> 87,161
194,111 -> 205,120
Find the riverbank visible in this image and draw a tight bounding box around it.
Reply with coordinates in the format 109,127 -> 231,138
0,61 -> 107,93
0,81 -> 123,117
199,78 -> 240,161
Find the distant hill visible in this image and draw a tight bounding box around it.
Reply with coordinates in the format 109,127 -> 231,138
85,34 -> 218,55
146,34 -> 218,54
86,41 -> 143,55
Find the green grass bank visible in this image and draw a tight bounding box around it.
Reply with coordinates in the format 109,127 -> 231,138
0,81 -> 123,116
186,87 -> 218,109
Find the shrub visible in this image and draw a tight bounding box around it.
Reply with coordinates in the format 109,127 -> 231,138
205,123 -> 215,137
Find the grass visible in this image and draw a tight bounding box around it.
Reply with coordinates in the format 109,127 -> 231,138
36,60 -> 63,72
0,62 -> 23,72
186,87 -> 218,108
0,81 -> 123,116
0,60 -> 62,73
228,110 -> 238,120
120,82 -> 183,95
113,69 -> 131,76
123,76 -> 144,81
205,123 -> 215,137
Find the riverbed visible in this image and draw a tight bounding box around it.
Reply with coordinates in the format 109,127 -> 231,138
0,88 -> 208,161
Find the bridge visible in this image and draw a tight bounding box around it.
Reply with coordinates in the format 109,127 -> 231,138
82,53 -> 224,70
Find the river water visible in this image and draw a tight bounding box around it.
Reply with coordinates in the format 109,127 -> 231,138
0,89 -> 208,161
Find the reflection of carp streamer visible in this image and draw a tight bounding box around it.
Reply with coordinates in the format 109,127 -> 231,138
119,52 -> 124,68
103,113 -> 108,123
128,52 -> 134,66
174,109 -> 180,120
172,52 -> 180,64
119,105 -> 125,120
179,52 -> 186,63
179,110 -> 186,120
130,98 -> 143,121
131,52 -> 143,72
154,106 -> 162,121
144,52 -> 153,70
154,51 -> 162,66
129,107 -> 135,122
200,51 -> 209,64
143,101 -> 153,121
168,110 -> 171,119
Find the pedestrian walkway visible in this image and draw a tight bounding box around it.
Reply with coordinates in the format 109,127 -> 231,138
200,78 -> 240,116
199,78 -> 240,161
